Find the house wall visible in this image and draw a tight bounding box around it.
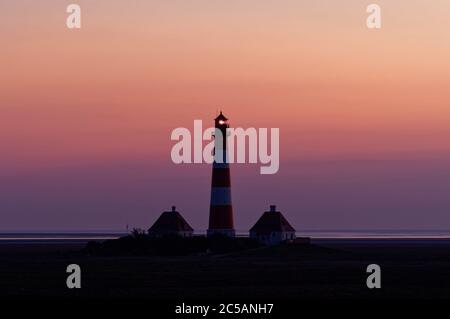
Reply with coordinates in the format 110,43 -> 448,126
250,231 -> 296,245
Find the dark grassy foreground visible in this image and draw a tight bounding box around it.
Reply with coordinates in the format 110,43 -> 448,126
1,237 -> 450,298
84,234 -> 262,256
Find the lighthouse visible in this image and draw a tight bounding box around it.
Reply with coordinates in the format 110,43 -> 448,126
207,112 -> 235,237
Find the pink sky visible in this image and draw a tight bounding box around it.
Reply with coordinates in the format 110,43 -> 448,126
1,1 -> 450,231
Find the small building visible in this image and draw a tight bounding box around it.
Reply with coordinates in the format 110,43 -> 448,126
148,206 -> 194,238
250,205 -> 296,245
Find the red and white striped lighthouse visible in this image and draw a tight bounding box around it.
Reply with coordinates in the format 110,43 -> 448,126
207,112 -> 235,237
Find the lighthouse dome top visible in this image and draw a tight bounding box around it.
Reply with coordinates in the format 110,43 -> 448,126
214,111 -> 228,122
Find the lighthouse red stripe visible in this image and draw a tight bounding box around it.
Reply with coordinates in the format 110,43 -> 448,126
208,205 -> 234,229
211,169 -> 231,187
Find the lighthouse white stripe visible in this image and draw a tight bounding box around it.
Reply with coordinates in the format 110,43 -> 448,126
210,187 -> 232,205
213,150 -> 230,165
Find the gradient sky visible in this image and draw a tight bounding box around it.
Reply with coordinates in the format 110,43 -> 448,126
1,0 -> 450,231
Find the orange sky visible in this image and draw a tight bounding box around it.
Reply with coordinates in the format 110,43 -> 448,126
2,1 -> 450,171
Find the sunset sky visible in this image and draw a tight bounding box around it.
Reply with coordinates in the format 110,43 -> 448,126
1,0 -> 450,231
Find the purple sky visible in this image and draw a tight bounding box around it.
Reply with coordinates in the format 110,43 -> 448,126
2,153 -> 450,232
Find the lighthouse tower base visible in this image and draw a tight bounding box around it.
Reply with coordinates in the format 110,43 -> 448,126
207,228 -> 236,237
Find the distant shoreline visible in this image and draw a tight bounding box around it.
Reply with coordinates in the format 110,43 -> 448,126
3,232 -> 450,245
